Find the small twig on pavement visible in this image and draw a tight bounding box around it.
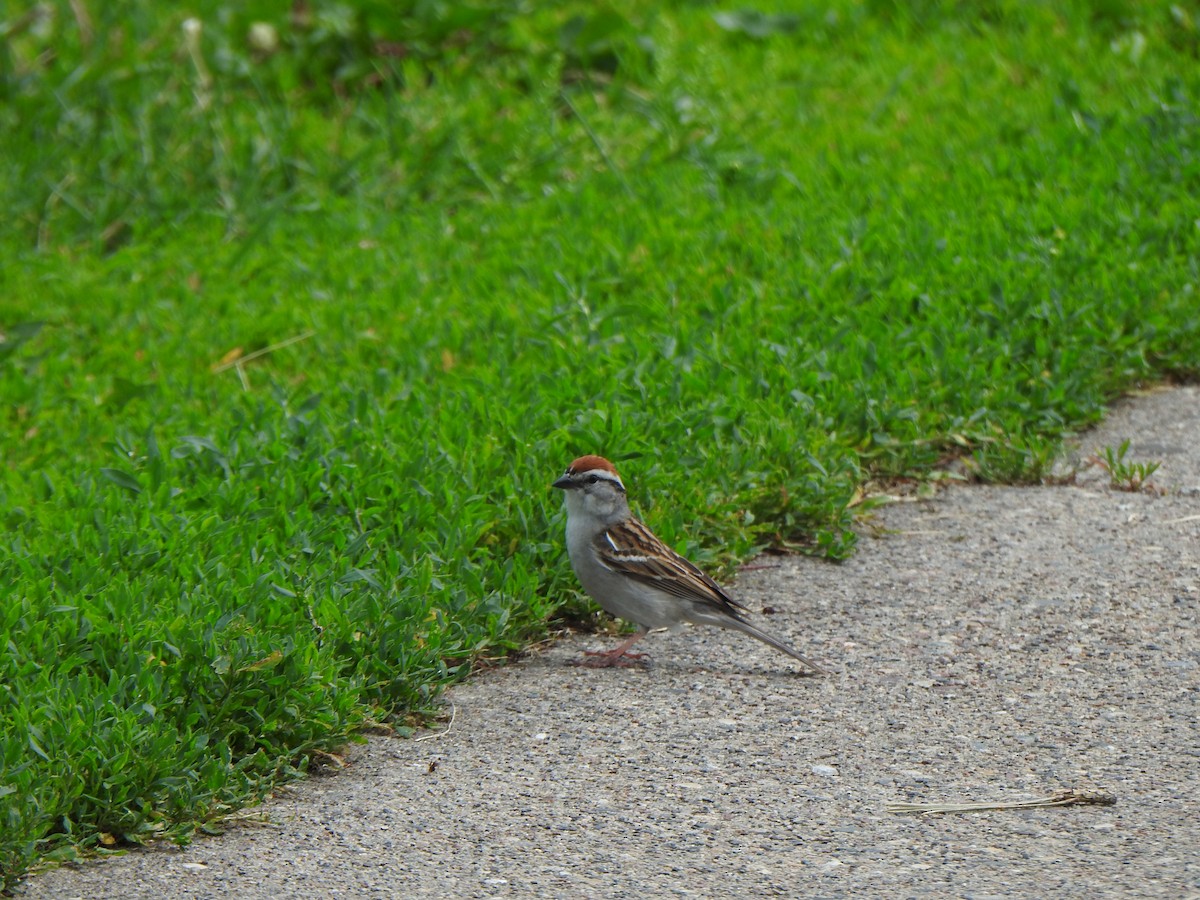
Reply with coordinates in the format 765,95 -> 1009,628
413,703 -> 457,743
1164,513 -> 1200,525
887,788 -> 1116,816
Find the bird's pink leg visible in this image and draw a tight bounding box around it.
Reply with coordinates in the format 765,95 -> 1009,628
579,631 -> 649,668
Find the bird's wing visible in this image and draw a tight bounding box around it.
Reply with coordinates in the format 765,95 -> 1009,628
593,517 -> 747,618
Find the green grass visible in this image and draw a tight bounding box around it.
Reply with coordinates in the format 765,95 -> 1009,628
3,0 -> 1199,887
1095,438 -> 1163,491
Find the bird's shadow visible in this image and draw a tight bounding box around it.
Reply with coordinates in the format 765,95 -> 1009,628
521,647 -> 825,679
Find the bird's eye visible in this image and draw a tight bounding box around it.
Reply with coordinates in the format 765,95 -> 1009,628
587,474 -> 599,484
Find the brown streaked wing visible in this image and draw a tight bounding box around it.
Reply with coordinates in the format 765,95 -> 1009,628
593,518 -> 747,616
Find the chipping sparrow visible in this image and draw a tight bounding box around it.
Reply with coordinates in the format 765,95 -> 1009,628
552,455 -> 826,673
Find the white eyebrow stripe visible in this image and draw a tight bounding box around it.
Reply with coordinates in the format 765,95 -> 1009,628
588,470 -> 624,487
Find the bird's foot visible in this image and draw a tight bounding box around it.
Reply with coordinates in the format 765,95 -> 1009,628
575,647 -> 650,668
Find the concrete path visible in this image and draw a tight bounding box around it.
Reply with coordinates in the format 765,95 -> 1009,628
20,386 -> 1200,899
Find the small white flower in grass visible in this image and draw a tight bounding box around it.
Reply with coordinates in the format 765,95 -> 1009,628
249,22 -> 279,54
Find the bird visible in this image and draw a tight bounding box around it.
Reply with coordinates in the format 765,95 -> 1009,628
551,455 -> 826,673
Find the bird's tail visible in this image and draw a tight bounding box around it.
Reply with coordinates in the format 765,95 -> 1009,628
722,618 -> 827,674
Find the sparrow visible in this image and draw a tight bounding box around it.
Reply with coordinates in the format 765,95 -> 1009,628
551,455 -> 826,673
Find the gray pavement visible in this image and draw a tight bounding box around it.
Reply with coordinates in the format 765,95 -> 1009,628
19,385 -> 1200,899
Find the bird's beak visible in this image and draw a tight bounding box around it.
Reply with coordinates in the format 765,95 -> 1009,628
551,474 -> 575,491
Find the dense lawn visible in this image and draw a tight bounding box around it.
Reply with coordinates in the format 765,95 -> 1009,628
2,0 -> 1198,887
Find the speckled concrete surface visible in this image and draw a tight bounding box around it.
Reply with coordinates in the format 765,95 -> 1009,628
19,385 -> 1200,899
